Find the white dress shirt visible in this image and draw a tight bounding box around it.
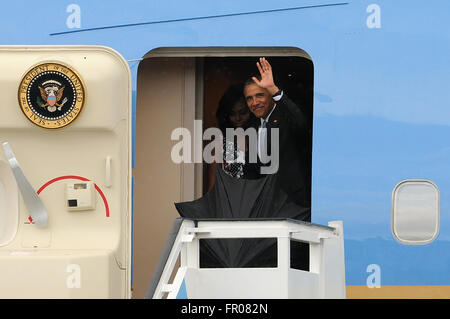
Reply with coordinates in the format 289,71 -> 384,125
258,91 -> 283,161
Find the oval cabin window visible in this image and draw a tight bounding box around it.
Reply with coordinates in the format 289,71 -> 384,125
392,179 -> 440,245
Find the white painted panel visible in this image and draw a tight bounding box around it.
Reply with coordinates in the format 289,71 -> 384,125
0,160 -> 18,246
0,46 -> 131,298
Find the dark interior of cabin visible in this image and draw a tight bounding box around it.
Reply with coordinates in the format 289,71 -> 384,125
202,56 -> 314,201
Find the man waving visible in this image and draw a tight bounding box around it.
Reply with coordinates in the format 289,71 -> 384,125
244,57 -> 310,220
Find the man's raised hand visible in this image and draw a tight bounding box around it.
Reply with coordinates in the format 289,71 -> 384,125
252,57 -> 279,95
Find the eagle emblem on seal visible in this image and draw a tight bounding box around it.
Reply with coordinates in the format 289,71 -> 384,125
18,62 -> 86,129
38,80 -> 68,112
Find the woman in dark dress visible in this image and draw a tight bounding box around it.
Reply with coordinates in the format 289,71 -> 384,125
207,83 -> 259,191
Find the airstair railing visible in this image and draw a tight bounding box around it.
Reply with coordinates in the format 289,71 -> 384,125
146,218 -> 345,299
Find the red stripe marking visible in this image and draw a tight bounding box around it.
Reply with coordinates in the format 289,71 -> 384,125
37,175 -> 110,217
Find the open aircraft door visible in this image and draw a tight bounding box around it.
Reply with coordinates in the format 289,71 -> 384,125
0,46 -> 132,298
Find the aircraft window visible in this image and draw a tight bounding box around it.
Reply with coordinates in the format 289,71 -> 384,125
391,180 -> 440,245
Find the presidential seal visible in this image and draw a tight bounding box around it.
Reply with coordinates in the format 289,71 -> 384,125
18,62 -> 86,129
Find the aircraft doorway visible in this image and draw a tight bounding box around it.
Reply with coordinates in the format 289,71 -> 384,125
134,48 -> 313,298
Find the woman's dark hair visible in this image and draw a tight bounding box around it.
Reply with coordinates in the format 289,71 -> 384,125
216,83 -> 254,133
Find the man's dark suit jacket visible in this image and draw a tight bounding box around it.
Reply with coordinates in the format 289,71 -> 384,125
256,93 -> 311,221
